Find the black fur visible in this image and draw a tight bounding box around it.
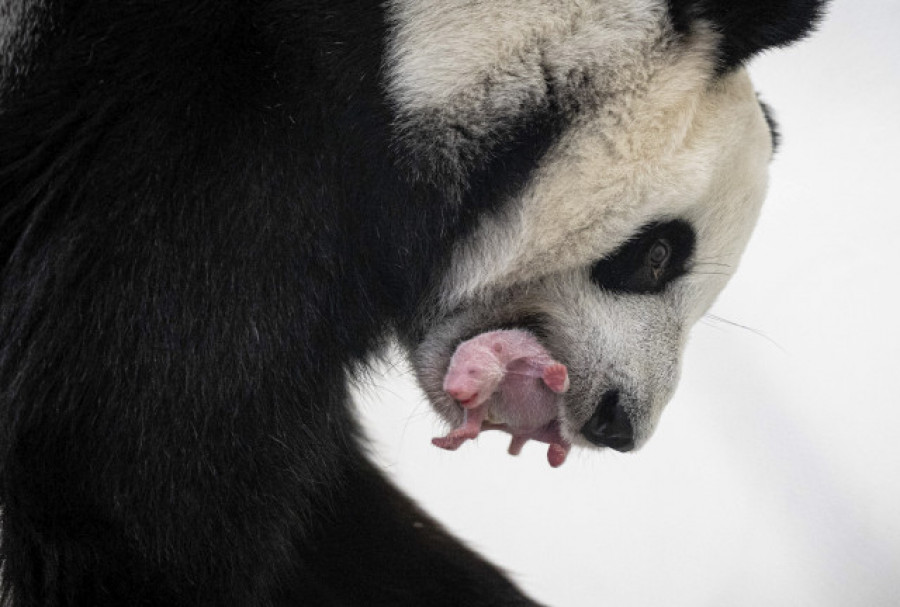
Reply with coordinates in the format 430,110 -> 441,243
0,1 -> 823,605
667,0 -> 828,71
0,2 -> 543,605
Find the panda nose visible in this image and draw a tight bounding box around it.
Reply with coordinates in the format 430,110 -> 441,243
581,390 -> 634,452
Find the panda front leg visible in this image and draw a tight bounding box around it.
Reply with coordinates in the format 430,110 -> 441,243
297,447 -> 544,607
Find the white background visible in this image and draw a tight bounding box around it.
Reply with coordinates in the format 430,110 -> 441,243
355,2 -> 900,605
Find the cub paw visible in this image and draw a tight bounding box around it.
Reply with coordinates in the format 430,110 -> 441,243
542,363 -> 570,393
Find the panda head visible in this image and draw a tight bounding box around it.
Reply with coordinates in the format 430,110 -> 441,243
389,0 -> 826,453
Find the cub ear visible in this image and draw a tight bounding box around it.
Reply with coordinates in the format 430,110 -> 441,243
667,0 -> 829,71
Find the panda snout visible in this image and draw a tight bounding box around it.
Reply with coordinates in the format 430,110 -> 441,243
580,389 -> 635,452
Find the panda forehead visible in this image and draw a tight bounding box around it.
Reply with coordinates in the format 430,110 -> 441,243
386,0 -> 671,113
384,0 -> 719,178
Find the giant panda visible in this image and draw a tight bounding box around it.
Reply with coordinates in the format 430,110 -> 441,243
0,1 -> 825,605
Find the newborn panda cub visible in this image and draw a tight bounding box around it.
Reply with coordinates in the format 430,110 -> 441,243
432,329 -> 571,467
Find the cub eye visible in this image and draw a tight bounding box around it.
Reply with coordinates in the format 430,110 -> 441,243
590,220 -> 695,294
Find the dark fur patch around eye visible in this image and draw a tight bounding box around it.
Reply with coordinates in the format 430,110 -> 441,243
590,220 -> 696,294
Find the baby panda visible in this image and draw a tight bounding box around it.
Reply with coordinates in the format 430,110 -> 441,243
0,0 -> 827,605
432,329 -> 571,467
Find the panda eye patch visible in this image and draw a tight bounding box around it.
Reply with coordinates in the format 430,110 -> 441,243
590,220 -> 695,294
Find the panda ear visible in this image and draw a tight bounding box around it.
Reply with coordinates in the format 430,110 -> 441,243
667,0 -> 829,71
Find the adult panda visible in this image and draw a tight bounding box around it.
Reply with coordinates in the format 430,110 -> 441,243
0,1 -> 825,605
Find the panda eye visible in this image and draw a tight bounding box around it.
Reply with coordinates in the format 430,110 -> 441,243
648,240 -> 671,269
590,220 -> 695,294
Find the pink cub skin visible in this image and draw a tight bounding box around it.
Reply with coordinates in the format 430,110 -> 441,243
431,329 -> 572,467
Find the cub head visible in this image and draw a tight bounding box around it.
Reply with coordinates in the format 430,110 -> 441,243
389,0 -> 825,453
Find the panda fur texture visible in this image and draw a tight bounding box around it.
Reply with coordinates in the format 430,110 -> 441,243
0,1 -> 825,605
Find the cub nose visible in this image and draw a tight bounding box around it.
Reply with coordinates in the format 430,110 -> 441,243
581,390 -> 634,452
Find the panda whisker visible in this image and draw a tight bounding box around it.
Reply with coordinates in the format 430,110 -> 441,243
694,255 -> 732,264
693,260 -> 733,269
691,270 -> 732,277
703,314 -> 786,352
